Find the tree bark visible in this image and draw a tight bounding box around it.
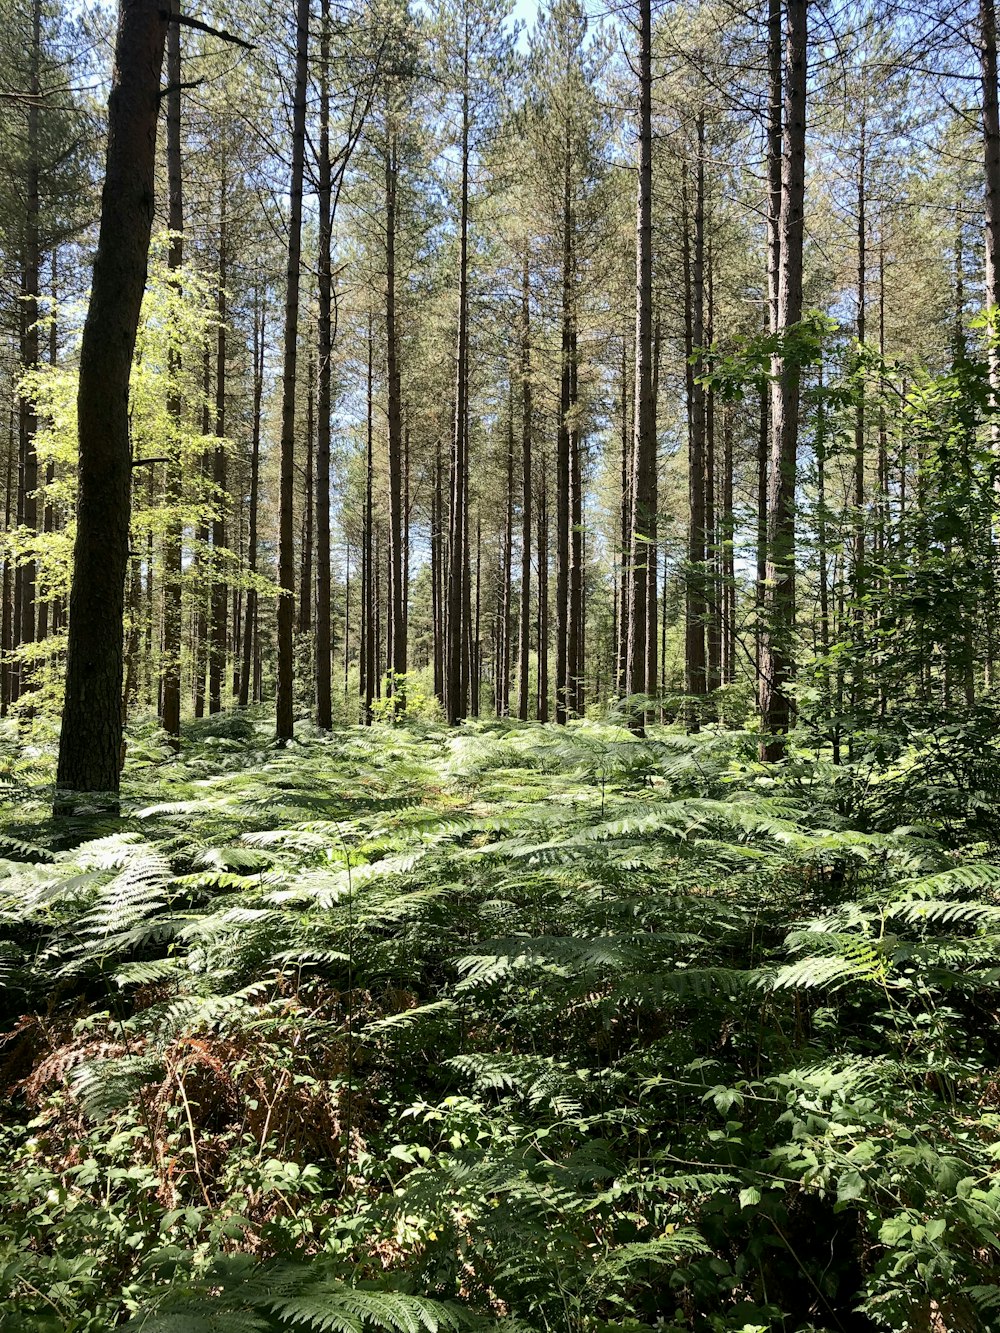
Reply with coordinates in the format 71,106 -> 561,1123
626,0 -> 655,725
385,125 -> 406,707
315,0 -> 334,728
56,0 -> 167,803
759,0 -> 807,760
160,0 -> 183,749
240,291 -> 264,708
446,35 -> 471,725
275,0 -> 310,743
209,185 -> 228,714
518,259 -> 532,721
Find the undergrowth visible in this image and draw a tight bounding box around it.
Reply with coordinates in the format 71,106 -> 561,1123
1,715 -> 1000,1331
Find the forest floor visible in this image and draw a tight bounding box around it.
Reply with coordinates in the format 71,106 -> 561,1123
0,714 -> 999,1332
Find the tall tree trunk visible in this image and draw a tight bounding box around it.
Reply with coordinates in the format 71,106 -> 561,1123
56,0 -> 167,802
617,334 -> 630,695
536,442 -> 549,723
518,259 -> 533,721
684,143 -> 708,727
240,292 -> 264,708
759,0 -> 807,760
275,0 -> 310,743
498,391 -> 514,716
1,416 -> 14,713
385,126 -> 406,707
982,0 -> 1000,348
850,115 -> 866,729
721,406 -> 735,683
446,36 -> 471,725
193,355 -> 210,718
160,0 -> 183,749
432,433 -> 444,704
299,353 -> 314,636
315,0 -> 334,728
17,0 -> 41,689
209,186 -> 228,714
626,0 -> 655,725
556,146 -> 573,725
362,314 -> 375,724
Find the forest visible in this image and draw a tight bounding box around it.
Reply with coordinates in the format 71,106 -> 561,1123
3,0 -> 1000,1327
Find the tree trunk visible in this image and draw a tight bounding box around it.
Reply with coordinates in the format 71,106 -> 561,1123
17,0 -> 41,685
275,0 -> 310,743
518,258 -> 533,721
556,145 -> 573,725
299,353 -> 314,636
385,126 -> 406,707
362,314 -> 375,724
240,291 -> 264,708
446,43 -> 471,725
536,442 -> 549,723
55,0 -> 167,803
160,1 -> 183,749
315,0 -> 334,728
626,0 -> 655,725
759,0 -> 807,760
209,186 -> 228,714
684,147 -> 707,727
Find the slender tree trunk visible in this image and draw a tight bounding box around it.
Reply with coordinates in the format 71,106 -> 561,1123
193,355 -> 210,718
240,293 -> 264,709
982,0 -> 1000,345
498,392 -> 514,716
850,114 -> 866,731
537,443 -> 549,723
299,353 -> 314,636
518,260 -> 533,720
275,0 -> 310,743
315,0 -> 333,727
432,434 -> 444,704
209,186 -> 228,714
627,0 -> 655,727
759,0 -> 808,760
555,148 -> 573,725
1,416 -> 14,713
684,140 -> 708,727
160,1 -> 183,750
56,0 -> 167,802
17,0 -> 41,688
617,335 -> 630,695
446,34 -> 471,725
721,406 -> 735,683
362,314 -> 375,724
385,126 -> 406,707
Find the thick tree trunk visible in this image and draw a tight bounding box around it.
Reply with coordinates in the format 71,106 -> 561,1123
56,0 -> 167,803
759,0 -> 807,760
275,0 -> 310,743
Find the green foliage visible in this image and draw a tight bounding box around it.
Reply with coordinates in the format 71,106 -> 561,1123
3,720 -> 1000,1329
